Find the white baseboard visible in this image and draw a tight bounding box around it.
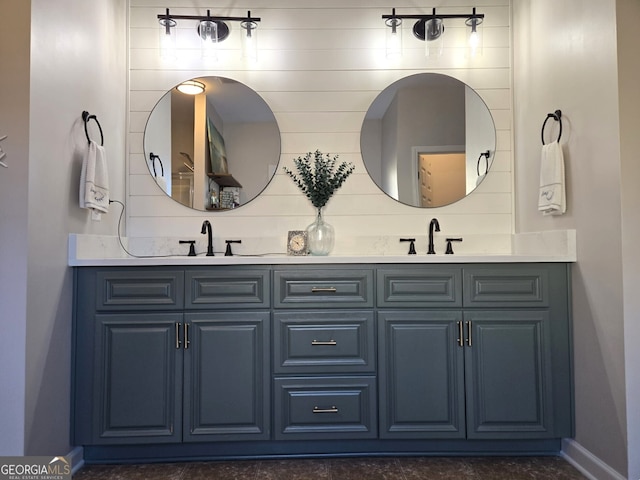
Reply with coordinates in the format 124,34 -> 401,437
562,439 -> 627,480
67,446 -> 84,475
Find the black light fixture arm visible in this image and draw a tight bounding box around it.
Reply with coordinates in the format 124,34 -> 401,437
158,9 -> 261,25
382,8 -> 484,22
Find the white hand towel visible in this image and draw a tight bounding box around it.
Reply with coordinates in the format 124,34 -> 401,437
80,140 -> 109,213
538,141 -> 565,215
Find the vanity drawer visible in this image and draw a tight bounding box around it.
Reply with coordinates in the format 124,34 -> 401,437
95,269 -> 184,311
463,266 -> 550,307
274,268 -> 373,309
377,267 -> 462,308
185,267 -> 270,309
273,376 -> 377,440
274,311 -> 375,374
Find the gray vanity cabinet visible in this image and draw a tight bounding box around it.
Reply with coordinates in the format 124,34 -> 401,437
89,313 -> 184,444
377,264 -> 572,441
73,262 -> 572,460
182,311 -> 270,442
463,310 -> 553,438
73,267 -> 270,445
378,310 -> 466,438
272,267 -> 377,440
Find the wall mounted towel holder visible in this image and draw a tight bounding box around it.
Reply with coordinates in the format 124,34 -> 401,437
149,152 -> 164,177
476,150 -> 490,176
541,109 -> 562,145
82,111 -> 104,146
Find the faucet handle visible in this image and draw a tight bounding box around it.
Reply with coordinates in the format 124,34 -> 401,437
399,238 -> 417,255
445,238 -> 463,254
179,240 -> 197,256
225,240 -> 242,256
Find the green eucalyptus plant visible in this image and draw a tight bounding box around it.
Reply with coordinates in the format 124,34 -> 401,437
283,150 -> 355,209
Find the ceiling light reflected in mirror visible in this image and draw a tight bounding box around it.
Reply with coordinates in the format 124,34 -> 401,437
177,80 -> 205,95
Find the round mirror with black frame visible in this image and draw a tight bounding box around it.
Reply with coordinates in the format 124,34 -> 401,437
143,76 -> 281,211
360,73 -> 496,208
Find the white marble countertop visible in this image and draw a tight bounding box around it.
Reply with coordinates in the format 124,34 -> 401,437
68,231 -> 577,266
68,253 -> 576,267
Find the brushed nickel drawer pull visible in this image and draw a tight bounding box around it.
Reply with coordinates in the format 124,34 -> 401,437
175,322 -> 182,349
311,340 -> 337,346
466,320 -> 472,347
184,323 -> 190,349
457,321 -> 464,347
311,287 -> 337,293
313,406 -> 338,413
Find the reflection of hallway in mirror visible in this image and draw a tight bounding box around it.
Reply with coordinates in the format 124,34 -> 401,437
419,152 -> 466,207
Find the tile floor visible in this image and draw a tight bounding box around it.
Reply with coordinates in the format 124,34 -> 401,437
73,456 -> 587,479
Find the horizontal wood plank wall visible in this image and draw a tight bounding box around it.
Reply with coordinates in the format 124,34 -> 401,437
128,0 -> 512,254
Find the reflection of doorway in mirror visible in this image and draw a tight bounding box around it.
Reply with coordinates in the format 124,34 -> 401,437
418,152 -> 466,207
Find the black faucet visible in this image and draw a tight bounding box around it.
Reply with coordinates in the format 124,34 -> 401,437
201,220 -> 214,256
427,218 -> 440,254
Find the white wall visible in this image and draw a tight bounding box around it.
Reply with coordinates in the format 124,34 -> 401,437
0,0 -> 127,456
25,0 -> 127,455
0,0 -> 31,456
128,0 -> 513,254
513,1 -> 637,478
616,1 -> 640,478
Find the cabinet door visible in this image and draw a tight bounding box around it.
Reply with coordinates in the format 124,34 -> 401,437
464,310 -> 554,439
378,310 -> 465,439
183,312 -> 270,442
93,313 -> 183,444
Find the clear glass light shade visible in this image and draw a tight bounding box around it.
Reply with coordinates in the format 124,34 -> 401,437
199,20 -> 218,60
425,18 -> 444,57
385,18 -> 402,59
466,18 -> 483,57
241,21 -> 258,63
158,18 -> 177,60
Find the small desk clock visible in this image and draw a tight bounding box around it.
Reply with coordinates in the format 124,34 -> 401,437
287,230 -> 308,255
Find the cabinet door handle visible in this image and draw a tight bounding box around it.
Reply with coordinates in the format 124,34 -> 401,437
311,287 -> 337,293
311,340 -> 337,346
466,321 -> 472,347
175,323 -> 182,349
313,406 -> 338,414
184,323 -> 190,349
457,321 -> 464,347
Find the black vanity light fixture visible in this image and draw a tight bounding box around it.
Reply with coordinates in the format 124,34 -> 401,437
158,8 -> 261,62
383,7 -> 484,58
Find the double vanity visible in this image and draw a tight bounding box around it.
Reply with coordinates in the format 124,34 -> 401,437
71,253 -> 574,463
74,66 -> 574,463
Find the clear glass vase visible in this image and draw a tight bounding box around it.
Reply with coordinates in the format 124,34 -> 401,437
306,208 -> 335,256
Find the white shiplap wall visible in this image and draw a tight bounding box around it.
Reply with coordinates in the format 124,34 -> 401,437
128,0 -> 512,255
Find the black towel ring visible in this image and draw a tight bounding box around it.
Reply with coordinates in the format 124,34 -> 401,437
81,110 -> 104,146
541,109 -> 562,145
476,150 -> 490,176
149,152 -> 164,177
